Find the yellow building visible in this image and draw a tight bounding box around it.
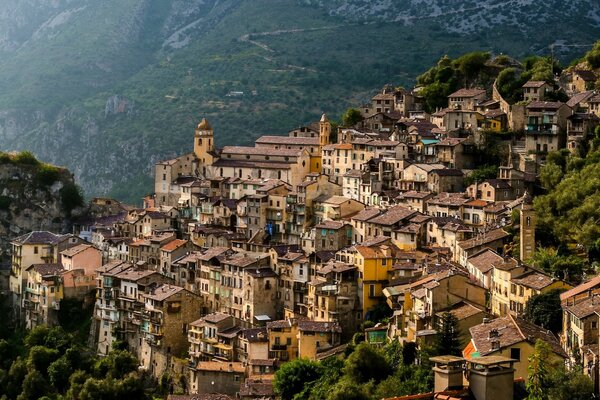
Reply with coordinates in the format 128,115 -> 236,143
266,318 -> 341,362
466,315 -> 567,380
490,256 -> 571,317
337,242 -> 396,318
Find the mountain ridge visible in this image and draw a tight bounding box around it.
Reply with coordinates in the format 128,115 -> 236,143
0,0 -> 599,203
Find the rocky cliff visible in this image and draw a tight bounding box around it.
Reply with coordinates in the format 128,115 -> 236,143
0,151 -> 82,261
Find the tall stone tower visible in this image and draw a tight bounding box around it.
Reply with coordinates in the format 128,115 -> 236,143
519,192 -> 536,262
319,113 -> 331,146
194,118 -> 215,165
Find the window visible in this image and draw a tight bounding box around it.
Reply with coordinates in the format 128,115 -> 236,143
510,348 -> 521,361
369,284 -> 375,297
34,246 -> 38,254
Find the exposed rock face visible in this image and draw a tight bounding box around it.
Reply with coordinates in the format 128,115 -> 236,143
0,156 -> 78,261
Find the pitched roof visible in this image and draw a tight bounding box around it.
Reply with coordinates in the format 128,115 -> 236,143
161,239 -> 188,252
448,88 -> 486,98
564,296 -> 600,319
351,208 -> 382,222
255,135 -> 319,145
368,206 -> 416,226
560,275 -> 600,301
298,320 -> 341,333
144,284 -> 187,301
27,263 -> 64,276
511,270 -> 557,291
522,80 -> 548,88
458,228 -> 509,251
469,315 -> 565,358
467,248 -> 503,274
221,146 -> 303,157
12,231 -> 67,245
526,101 -> 565,110
60,243 -> 94,257
573,69 -> 597,81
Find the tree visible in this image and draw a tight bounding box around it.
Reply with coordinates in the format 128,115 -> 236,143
343,342 -> 391,384
585,40 -> 600,69
402,342 -> 417,365
48,356 -> 73,393
523,289 -> 564,334
548,366 -> 594,400
18,370 -> 48,400
435,312 -> 462,356
539,162 -> 563,190
526,340 -> 551,400
464,165 -> 499,186
342,108 -> 363,127
327,377 -> 371,400
274,358 -> 322,400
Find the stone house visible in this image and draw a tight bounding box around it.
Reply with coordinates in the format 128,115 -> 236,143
466,315 -> 566,380
447,88 -> 487,111
188,361 -> 245,396
23,263 -> 63,329
139,284 -> 203,378
466,179 -> 515,202
524,101 -> 572,156
522,80 -> 553,102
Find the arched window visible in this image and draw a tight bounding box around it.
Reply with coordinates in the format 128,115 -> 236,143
526,216 -> 531,227
220,168 -> 223,177
198,138 -> 202,146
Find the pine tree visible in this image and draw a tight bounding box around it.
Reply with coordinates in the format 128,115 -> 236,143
435,312 -> 461,356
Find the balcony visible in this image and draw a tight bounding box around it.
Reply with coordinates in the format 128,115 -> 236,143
270,344 -> 288,351
525,124 -> 559,134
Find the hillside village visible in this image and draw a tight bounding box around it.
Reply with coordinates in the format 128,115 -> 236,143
4,53 -> 600,400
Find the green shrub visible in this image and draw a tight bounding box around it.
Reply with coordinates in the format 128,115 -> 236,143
60,183 -> 84,215
36,164 -> 62,186
13,151 -> 40,166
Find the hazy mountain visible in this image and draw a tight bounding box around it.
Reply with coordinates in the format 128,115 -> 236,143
0,0 -> 598,203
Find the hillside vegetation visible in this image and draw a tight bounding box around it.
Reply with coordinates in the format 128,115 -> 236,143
0,0 -> 599,202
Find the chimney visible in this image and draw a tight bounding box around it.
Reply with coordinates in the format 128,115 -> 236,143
467,356 -> 515,400
430,356 -> 465,393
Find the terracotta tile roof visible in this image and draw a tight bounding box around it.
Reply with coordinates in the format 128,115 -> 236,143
469,315 -> 565,358
511,270 -> 557,291
27,263 -> 64,276
564,296 -> 600,319
427,193 -> 470,207
61,243 -> 94,257
12,231 -> 68,245
522,80 -> 547,88
467,248 -> 503,274
401,190 -> 433,200
438,301 -> 484,320
351,208 -> 382,222
566,90 -> 595,108
242,327 -> 268,343
114,268 -> 157,281
161,239 -> 187,252
255,135 -> 319,145
203,312 -> 232,324
315,220 -> 349,230
464,199 -> 489,208
368,206 -> 417,226
448,88 -> 486,98
212,159 -> 294,170
560,275 -> 600,301
491,257 -> 520,271
526,101 -> 565,110
221,146 -> 303,157
298,320 -> 341,333
195,361 -> 245,373
573,69 -> 597,81
144,284 -> 187,301
458,228 -> 509,251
